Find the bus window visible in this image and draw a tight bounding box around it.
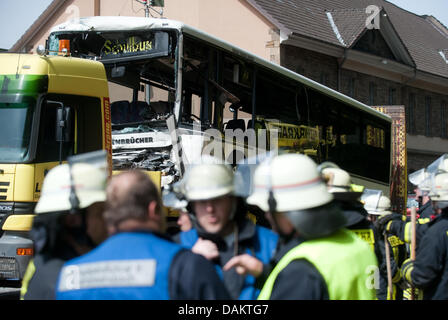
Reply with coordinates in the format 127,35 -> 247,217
181,36 -> 231,131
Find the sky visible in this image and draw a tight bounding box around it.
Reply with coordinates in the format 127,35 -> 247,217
0,0 -> 447,50
387,0 -> 448,26
0,0 -> 53,49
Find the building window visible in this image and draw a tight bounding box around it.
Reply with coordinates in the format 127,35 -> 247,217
408,93 -> 415,134
442,101 -> 447,139
369,82 -> 376,105
425,96 -> 431,136
388,88 -> 396,105
348,78 -> 355,97
295,66 -> 305,75
320,72 -> 328,86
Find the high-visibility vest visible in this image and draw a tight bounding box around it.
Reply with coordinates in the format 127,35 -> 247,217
351,228 -> 375,250
258,228 -> 377,300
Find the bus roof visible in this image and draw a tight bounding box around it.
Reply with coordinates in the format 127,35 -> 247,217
50,16 -> 391,122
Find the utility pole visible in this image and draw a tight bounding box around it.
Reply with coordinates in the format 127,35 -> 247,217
134,0 -> 150,17
134,0 -> 164,102
134,0 -> 164,18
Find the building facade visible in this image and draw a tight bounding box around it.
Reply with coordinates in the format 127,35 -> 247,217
10,0 -> 448,181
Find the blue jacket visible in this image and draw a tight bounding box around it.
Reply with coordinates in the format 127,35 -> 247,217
56,232 -> 183,300
179,222 -> 278,300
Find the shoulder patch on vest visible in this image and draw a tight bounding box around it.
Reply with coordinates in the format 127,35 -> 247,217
58,259 -> 157,291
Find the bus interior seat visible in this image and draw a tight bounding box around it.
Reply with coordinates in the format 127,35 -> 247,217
150,101 -> 171,115
111,100 -> 130,125
225,119 -> 246,131
129,101 -> 153,122
112,100 -> 156,124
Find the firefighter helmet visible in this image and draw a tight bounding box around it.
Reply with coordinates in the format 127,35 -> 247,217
320,166 -> 364,201
246,153 -> 333,212
321,167 -> 352,193
363,192 -> 391,215
34,163 -> 107,214
427,171 -> 448,202
183,163 -> 234,201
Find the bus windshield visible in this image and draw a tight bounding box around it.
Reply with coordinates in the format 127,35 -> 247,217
0,95 -> 35,162
49,28 -> 178,185
48,30 -> 171,63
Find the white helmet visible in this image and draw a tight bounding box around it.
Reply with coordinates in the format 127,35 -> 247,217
183,163 -> 234,201
246,154 -> 333,212
321,167 -> 352,193
409,168 -> 428,186
426,154 -> 448,173
418,154 -> 448,196
35,163 -> 107,214
362,191 -> 391,216
427,171 -> 448,202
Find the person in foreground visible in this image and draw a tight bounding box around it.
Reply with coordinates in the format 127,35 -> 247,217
177,161 -> 278,300
55,170 -> 230,300
21,162 -> 108,300
401,170 -> 448,300
235,153 -> 378,300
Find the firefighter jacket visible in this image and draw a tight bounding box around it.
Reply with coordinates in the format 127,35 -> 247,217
257,228 -> 377,300
56,231 -> 230,300
21,228 -> 83,300
338,200 -> 404,300
374,227 -> 407,300
386,215 -> 432,250
402,211 -> 448,300
417,201 -> 434,219
178,219 -> 278,300
21,254 -> 70,300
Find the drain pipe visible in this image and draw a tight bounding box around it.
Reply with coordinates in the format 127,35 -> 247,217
337,48 -> 347,92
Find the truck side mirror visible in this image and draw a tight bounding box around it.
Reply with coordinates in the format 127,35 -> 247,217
48,101 -> 73,142
56,105 -> 74,143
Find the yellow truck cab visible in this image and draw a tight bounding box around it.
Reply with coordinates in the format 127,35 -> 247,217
0,53 -> 111,281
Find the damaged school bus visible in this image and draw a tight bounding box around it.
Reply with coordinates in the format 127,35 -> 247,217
48,16 -> 392,207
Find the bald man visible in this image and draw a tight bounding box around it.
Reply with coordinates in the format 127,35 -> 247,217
56,170 -> 230,300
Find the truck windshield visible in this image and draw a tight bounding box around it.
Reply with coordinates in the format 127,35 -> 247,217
0,95 -> 35,162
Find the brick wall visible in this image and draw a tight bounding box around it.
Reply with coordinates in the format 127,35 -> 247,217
400,87 -> 447,138
281,45 -> 408,106
281,45 -> 339,90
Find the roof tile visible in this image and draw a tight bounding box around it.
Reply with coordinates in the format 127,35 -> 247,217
250,0 -> 448,78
